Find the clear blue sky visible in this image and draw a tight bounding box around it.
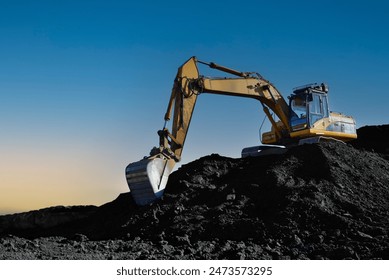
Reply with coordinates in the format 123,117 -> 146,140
1,0 -> 388,214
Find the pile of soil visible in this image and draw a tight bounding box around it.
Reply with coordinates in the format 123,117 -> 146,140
350,124 -> 389,160
0,125 -> 388,259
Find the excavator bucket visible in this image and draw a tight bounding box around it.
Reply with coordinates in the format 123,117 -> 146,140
125,157 -> 176,206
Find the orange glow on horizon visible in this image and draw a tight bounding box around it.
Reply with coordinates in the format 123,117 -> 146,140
0,146 -> 130,215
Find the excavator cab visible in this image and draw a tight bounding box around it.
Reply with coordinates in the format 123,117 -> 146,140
289,83 -> 330,132
287,83 -> 356,143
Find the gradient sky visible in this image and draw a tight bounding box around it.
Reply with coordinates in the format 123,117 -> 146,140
1,0 -> 388,214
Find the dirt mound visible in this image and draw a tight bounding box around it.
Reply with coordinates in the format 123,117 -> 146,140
122,142 -> 388,259
1,126 -> 389,259
0,206 -> 97,233
351,124 -> 389,159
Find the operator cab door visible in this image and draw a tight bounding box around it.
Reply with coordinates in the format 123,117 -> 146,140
308,92 -> 329,127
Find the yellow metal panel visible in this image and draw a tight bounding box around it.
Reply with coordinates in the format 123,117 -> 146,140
290,128 -> 357,141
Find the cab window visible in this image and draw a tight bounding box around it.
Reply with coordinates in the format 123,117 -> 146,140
309,93 -> 326,126
290,97 -> 308,130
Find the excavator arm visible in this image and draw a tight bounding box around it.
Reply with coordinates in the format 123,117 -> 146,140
126,56 -> 293,205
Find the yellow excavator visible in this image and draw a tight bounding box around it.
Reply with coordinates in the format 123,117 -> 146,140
126,56 -> 357,205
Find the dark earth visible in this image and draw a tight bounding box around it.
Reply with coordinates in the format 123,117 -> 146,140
1,125 -> 388,260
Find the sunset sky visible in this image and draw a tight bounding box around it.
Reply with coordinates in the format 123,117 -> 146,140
1,0 -> 388,214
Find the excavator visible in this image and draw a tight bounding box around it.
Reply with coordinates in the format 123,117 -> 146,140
125,56 -> 357,205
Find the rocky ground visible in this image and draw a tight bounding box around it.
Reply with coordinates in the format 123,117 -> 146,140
0,125 -> 388,260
